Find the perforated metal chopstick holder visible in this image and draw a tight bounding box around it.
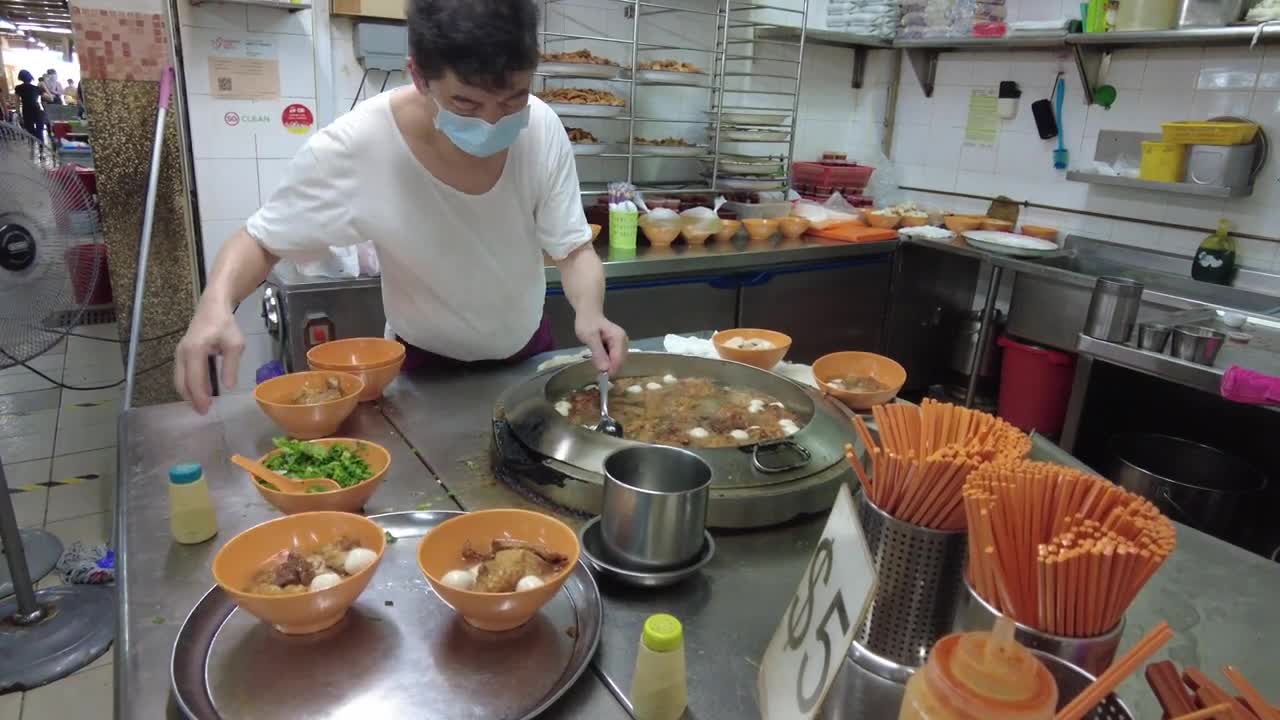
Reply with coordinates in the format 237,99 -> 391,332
848,490 -> 967,682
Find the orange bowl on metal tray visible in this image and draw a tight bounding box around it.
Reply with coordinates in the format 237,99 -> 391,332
778,216 -> 811,239
1020,225 -> 1059,242
943,215 -> 984,233
865,212 -> 901,229
211,511 -> 387,635
306,338 -> 405,402
812,351 -> 907,410
712,328 -> 792,369
742,218 -> 779,242
254,371 -> 363,440
251,438 -> 392,515
682,227 -> 715,245
418,508 -> 581,632
641,224 -> 681,247
715,219 -> 742,242
981,218 -> 1013,232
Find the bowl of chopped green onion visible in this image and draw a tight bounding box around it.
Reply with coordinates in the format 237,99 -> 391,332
251,437 -> 391,515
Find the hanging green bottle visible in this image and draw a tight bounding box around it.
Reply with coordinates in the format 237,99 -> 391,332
1191,219 -> 1236,286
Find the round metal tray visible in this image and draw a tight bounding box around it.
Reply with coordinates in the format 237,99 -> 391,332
170,511 -> 602,720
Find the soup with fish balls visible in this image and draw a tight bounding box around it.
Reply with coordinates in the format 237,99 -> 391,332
557,374 -> 801,448
247,536 -> 378,595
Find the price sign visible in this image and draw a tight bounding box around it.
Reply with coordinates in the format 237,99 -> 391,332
757,484 -> 877,720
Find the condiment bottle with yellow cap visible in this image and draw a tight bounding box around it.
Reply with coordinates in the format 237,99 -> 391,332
899,617 -> 1058,720
630,613 -> 688,720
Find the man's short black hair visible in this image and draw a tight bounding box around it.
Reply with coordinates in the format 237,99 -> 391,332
408,0 -> 539,90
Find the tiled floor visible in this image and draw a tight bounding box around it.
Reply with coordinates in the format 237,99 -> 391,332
2,324 -> 122,719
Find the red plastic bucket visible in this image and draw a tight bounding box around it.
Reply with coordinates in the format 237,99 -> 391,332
996,335 -> 1076,436
65,243 -> 113,306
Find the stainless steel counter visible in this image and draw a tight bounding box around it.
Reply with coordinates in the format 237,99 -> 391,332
119,339 -> 1280,719
546,236 -> 898,284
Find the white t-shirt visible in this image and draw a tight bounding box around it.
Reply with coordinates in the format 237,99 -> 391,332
245,91 -> 590,361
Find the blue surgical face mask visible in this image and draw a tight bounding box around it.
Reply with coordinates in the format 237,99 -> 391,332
431,96 -> 530,157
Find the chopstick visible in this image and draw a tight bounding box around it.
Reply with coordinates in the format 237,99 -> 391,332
1147,661 -> 1198,717
1055,621 -> 1174,720
1185,667 -> 1258,720
1171,704 -> 1233,720
843,400 -> 1030,530
1223,666 -> 1279,720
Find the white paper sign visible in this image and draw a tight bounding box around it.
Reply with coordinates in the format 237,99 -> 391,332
757,484 -> 877,720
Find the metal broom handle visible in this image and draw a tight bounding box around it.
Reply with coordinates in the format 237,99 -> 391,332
0,462 -> 42,623
123,66 -> 174,411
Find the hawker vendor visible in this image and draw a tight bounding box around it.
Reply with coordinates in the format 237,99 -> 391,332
174,0 -> 627,413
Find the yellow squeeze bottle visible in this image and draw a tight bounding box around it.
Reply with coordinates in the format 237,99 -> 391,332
168,462 -> 218,544
630,614 -> 688,720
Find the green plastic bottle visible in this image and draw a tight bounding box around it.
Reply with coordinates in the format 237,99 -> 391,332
1191,219 -> 1236,286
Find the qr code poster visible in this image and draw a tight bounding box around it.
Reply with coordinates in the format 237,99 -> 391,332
208,35 -> 280,101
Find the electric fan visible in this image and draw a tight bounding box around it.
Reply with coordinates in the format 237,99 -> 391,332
0,119 -> 114,690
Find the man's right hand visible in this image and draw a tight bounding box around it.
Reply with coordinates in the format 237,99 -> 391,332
174,298 -> 245,415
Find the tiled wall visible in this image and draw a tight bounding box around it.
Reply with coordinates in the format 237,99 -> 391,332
876,0 -> 1280,274
71,6 -> 168,81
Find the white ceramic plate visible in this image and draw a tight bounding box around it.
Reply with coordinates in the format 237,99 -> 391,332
573,143 -> 610,156
538,62 -> 623,79
711,129 -> 791,142
706,110 -> 788,125
633,144 -> 706,157
710,175 -> 787,190
962,230 -> 1059,257
548,102 -> 626,118
709,158 -> 786,174
635,69 -> 707,85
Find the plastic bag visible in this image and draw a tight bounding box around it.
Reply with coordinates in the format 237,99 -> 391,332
639,207 -> 682,232
678,196 -> 725,234
790,194 -> 862,229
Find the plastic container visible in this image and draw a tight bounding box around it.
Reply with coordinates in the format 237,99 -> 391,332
609,209 -> 639,250
792,161 -> 875,190
1160,121 -> 1259,146
1139,141 -> 1187,182
721,200 -> 792,220
631,614 -> 688,720
1115,0 -> 1178,29
996,336 -> 1076,437
169,462 -> 218,544
899,618 -> 1058,720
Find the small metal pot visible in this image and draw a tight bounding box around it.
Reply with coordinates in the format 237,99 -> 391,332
1137,322 -> 1172,353
600,446 -> 711,570
1170,325 -> 1225,365
1106,433 -> 1268,544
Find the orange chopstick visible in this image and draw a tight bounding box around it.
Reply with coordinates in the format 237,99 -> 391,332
1169,704 -> 1232,720
1223,666 -> 1279,720
1055,622 -> 1174,720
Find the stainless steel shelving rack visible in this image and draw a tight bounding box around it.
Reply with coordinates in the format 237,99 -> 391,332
538,0 -> 809,197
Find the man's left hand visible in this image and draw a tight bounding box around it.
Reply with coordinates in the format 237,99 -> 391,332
576,315 -> 628,374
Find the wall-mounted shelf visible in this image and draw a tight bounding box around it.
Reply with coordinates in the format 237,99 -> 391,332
192,0 -> 310,9
897,35 -> 1068,97
1065,171 -> 1252,198
755,27 -> 890,89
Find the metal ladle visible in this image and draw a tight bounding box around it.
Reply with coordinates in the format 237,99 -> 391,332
594,371 -> 624,438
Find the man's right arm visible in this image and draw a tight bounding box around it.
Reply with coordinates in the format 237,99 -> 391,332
173,227 -> 279,414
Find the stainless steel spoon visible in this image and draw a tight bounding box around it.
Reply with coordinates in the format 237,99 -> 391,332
594,371 -> 624,437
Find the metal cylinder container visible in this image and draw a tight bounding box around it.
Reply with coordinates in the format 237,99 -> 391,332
952,577 -> 1125,677
1137,322 -> 1172,353
1083,277 -> 1144,343
1170,325 -> 1226,365
600,446 -> 711,570
1106,433 -> 1267,545
849,491 -> 967,682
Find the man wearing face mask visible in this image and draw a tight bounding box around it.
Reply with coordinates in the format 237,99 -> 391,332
174,0 -> 628,414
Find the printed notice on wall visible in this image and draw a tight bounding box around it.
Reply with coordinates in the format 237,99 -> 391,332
964,89 -> 998,146
208,35 -> 280,101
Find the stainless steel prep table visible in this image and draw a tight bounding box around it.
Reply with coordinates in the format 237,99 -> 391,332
115,401 -> 629,720
379,341 -> 1280,719
120,338 -> 1280,718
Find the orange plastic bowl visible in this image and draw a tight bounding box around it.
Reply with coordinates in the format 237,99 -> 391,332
712,328 -> 792,369
743,218 -> 779,242
306,337 -> 405,370
812,351 -> 907,410
212,511 -> 387,634
943,215 -> 984,233
682,227 -> 715,245
418,509 -> 581,632
588,223 -> 602,242
641,225 -> 681,247
778,217 -> 812,239
254,371 -> 363,440
981,218 -> 1013,232
715,219 -> 742,242
865,212 -> 901,229
1020,225 -> 1059,242
899,215 -> 930,227
252,438 -> 391,515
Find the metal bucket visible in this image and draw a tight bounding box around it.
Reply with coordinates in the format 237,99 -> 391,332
1106,433 -> 1267,544
849,491 -> 967,682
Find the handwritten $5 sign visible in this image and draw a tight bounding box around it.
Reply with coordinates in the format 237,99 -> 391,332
757,484 -> 878,720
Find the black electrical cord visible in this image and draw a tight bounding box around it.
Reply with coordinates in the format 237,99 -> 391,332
0,346 -> 174,392
51,325 -> 186,344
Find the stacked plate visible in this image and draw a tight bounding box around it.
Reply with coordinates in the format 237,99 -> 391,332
961,230 -> 1060,257
706,155 -> 786,175
705,110 -> 788,125
537,61 -> 624,80
635,68 -> 707,86
572,143 -> 609,156
633,143 -> 706,157
548,102 -> 626,118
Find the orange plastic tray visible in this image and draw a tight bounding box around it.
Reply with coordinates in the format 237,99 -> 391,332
807,221 -> 898,244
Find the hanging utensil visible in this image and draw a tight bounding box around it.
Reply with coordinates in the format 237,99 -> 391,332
1054,74 -> 1069,170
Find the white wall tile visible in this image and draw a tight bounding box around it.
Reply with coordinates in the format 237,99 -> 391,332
199,219 -> 245,272
194,159 -> 261,222
1141,47 -> 1203,91
256,158 -> 292,204
177,0 -> 248,30
186,93 -> 258,160
1108,49 -> 1148,91
1190,90 -> 1254,120
1197,47 -> 1262,91
182,27 -> 316,99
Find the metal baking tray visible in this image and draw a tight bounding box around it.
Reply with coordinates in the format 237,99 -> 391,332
171,511 -> 603,719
